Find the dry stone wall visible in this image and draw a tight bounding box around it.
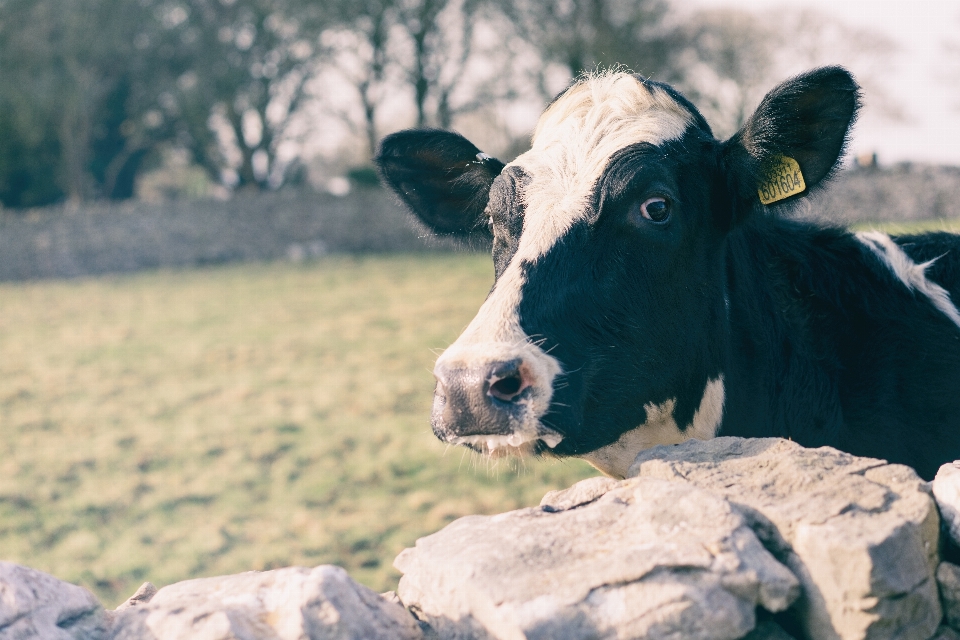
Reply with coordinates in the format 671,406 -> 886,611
397,475 -> 799,640
628,438 -> 942,640
809,164 -> 960,226
0,188 -> 463,282
7,437 -> 960,640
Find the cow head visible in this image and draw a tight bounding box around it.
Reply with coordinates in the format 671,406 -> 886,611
376,67 -> 860,477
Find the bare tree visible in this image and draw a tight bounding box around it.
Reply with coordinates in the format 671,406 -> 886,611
322,0 -> 514,160
503,0 -> 679,97
319,0 -> 396,159
677,7 -> 900,139
674,8 -> 777,138
161,0 -> 328,190
399,0 -> 492,128
0,0 -> 162,204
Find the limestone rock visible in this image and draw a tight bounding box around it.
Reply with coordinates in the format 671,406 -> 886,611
113,583 -> 156,612
933,462 -> 960,547
628,437 -> 942,640
396,476 -> 799,640
0,561 -> 107,640
108,565 -> 422,640
539,476 -> 618,512
937,562 -> 960,631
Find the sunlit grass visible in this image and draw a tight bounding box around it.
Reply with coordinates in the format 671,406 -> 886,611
0,255 -> 598,606
850,218 -> 960,235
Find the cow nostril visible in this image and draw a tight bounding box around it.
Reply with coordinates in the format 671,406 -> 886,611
489,372 -> 525,402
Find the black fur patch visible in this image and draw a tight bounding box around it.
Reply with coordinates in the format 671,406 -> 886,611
896,232 -> 960,300
721,221 -> 960,480
375,129 -> 504,237
488,166 -> 530,279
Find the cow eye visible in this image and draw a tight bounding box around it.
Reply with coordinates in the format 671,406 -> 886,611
639,197 -> 669,222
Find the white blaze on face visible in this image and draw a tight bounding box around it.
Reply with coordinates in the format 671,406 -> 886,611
435,71 -> 695,452
583,376 -> 726,480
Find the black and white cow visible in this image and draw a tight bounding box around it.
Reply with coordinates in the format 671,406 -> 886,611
376,67 -> 960,481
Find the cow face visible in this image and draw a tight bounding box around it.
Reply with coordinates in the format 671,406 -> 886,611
377,68 -> 859,477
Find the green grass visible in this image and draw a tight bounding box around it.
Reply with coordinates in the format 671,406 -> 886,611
0,255 -> 598,606
851,218 -> 960,235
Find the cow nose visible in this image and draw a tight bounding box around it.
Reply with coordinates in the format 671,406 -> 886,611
486,360 -> 529,403
431,358 -> 536,438
433,359 -> 532,404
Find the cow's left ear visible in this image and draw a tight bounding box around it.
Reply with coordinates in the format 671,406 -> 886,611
376,129 -> 505,237
721,66 -> 860,217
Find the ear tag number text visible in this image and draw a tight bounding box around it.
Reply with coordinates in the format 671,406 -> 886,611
758,156 -> 806,205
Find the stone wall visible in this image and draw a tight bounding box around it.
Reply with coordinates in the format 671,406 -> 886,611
0,188 -> 465,282
7,437 -> 960,639
810,164 -> 960,226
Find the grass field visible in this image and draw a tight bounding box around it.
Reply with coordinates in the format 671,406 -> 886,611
850,218 -> 960,234
0,254 -> 598,606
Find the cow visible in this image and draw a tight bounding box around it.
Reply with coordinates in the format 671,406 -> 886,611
375,67 -> 960,481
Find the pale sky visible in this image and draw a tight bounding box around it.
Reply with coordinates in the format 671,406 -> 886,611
689,0 -> 960,165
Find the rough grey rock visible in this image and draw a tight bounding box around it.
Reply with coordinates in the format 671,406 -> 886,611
113,583 -> 156,612
108,565 -> 422,640
628,437 -> 942,640
937,562 -> 960,631
540,476 -> 618,512
395,476 -> 799,640
0,562 -> 107,640
933,462 -> 960,547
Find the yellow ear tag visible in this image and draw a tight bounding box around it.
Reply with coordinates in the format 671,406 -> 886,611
758,156 -> 806,205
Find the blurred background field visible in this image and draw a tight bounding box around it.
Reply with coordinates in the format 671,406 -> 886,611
0,254 -> 598,606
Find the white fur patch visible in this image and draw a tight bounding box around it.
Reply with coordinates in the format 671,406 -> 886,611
514,72 -> 694,263
857,231 -> 960,331
435,71 -> 695,443
582,376 -> 726,479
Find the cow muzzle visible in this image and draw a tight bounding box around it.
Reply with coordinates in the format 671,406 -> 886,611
431,350 -> 563,455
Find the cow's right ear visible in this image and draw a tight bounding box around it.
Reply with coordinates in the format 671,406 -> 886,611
376,129 -> 505,237
719,66 -> 860,224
